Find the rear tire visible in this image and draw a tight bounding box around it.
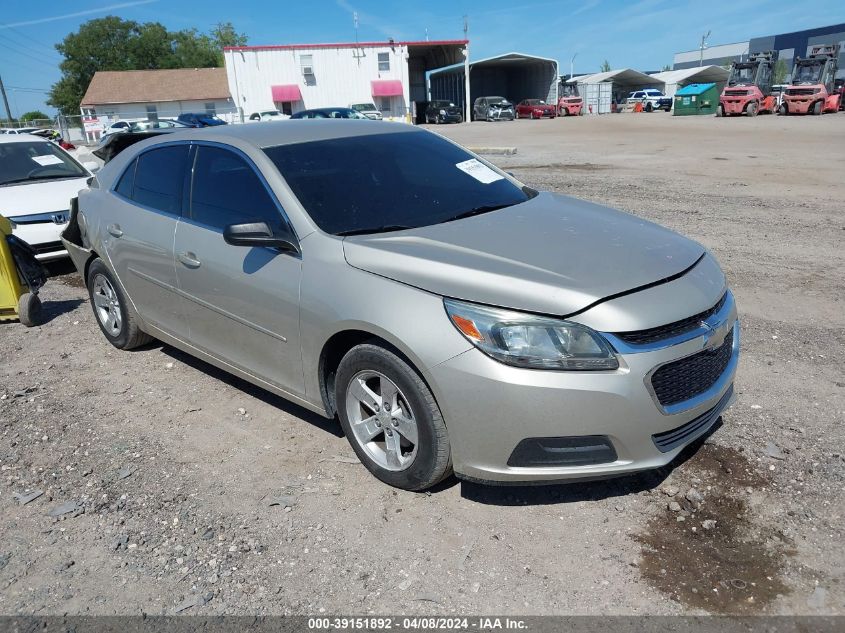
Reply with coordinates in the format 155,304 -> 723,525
18,293 -> 41,327
778,104 -> 787,116
87,258 -> 152,350
335,343 -> 452,491
716,104 -> 724,117
645,102 -> 653,112
812,100 -> 823,115
746,101 -> 758,117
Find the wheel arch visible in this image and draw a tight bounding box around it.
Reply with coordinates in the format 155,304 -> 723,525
318,328 -> 438,419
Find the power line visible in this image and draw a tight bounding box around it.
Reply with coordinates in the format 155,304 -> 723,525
0,38 -> 60,68
0,23 -> 62,61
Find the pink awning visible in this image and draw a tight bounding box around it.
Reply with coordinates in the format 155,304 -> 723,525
371,80 -> 403,97
271,84 -> 302,102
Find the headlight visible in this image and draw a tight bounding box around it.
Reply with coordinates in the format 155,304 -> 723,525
439,109 -> 447,115
444,299 -> 619,371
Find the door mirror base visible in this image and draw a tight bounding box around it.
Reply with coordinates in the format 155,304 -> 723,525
223,221 -> 299,254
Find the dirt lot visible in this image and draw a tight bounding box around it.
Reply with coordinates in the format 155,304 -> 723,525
1,113 -> 843,616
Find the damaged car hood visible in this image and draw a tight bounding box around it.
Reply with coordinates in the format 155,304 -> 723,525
342,192 -> 705,316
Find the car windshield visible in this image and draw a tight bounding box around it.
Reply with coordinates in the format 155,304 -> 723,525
0,140 -> 87,186
264,131 -> 531,235
350,103 -> 376,111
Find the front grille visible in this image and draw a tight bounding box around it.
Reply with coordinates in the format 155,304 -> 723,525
724,89 -> 750,96
652,385 -> 733,452
787,88 -> 815,96
650,329 -> 734,407
615,293 -> 727,346
31,241 -> 65,255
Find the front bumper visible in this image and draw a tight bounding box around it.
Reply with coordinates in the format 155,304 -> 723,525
428,297 -> 739,483
7,218 -> 69,261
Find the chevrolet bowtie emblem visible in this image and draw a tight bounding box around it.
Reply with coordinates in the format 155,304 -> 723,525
701,320 -> 729,351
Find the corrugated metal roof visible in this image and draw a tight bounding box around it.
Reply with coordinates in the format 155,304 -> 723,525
571,68 -> 655,84
649,65 -> 729,85
81,68 -> 230,106
675,83 -> 716,96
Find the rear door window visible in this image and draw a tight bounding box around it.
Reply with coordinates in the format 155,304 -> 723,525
189,145 -> 284,231
114,158 -> 136,198
131,145 -> 189,214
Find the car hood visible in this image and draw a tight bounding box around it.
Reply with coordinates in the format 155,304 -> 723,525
342,192 -> 705,316
0,177 -> 90,216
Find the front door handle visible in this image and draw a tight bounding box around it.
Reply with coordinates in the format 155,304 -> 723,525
178,251 -> 201,269
107,223 -> 123,238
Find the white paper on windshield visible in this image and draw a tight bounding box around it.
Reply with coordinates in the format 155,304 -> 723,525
455,158 -> 504,184
31,154 -> 64,166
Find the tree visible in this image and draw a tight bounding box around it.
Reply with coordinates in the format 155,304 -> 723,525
600,59 -> 611,72
47,17 -> 247,114
773,59 -> 789,84
661,64 -> 671,72
20,110 -> 50,122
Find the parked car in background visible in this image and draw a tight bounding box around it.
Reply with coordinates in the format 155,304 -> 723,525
350,103 -> 383,120
176,113 -> 227,127
424,100 -> 462,124
291,108 -> 369,119
1,127 -> 42,135
472,96 -> 515,121
131,119 -> 191,132
557,94 -> 583,116
626,89 -> 672,112
249,110 -> 289,122
1,135 -> 97,260
61,121 -> 737,491
515,99 -> 556,119
102,121 -> 132,136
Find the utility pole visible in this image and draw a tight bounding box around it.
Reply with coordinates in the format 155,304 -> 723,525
699,30 -> 711,67
0,74 -> 13,122
463,16 -> 470,123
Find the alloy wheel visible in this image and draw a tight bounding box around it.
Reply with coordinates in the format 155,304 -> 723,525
345,370 -> 419,471
92,274 -> 122,337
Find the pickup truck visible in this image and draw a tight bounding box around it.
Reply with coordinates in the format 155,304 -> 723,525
626,89 -> 672,112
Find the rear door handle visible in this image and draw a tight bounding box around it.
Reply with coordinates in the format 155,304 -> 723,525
178,251 -> 201,268
107,224 -> 123,238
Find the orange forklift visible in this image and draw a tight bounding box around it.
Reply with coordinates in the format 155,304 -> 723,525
780,44 -> 841,115
718,51 -> 778,117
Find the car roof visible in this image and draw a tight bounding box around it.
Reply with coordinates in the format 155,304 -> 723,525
0,133 -> 51,144
121,119 -> 417,150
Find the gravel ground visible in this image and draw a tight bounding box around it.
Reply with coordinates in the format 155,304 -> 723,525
1,112 -> 843,616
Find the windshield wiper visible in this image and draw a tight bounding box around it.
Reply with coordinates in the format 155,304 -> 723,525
336,224 -> 414,236
0,174 -> 82,187
441,203 -> 513,224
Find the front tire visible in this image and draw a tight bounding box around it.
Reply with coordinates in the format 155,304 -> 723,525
18,292 -> 41,327
645,101 -> 653,112
336,343 -> 452,491
87,259 -> 152,350
716,104 -> 724,117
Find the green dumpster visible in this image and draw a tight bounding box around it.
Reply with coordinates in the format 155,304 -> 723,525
673,83 -> 719,116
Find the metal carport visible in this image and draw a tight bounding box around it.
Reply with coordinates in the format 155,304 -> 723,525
649,65 -> 730,98
569,68 -> 661,114
429,52 -> 559,120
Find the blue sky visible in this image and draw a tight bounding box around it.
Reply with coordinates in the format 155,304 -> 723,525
1,0 -> 843,116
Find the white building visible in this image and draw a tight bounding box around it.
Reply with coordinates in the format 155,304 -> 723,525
80,67 -> 235,123
223,40 -> 467,122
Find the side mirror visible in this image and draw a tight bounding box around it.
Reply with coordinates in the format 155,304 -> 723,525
83,160 -> 100,173
223,221 -> 299,254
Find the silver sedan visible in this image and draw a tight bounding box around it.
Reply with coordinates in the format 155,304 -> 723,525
62,121 -> 738,490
